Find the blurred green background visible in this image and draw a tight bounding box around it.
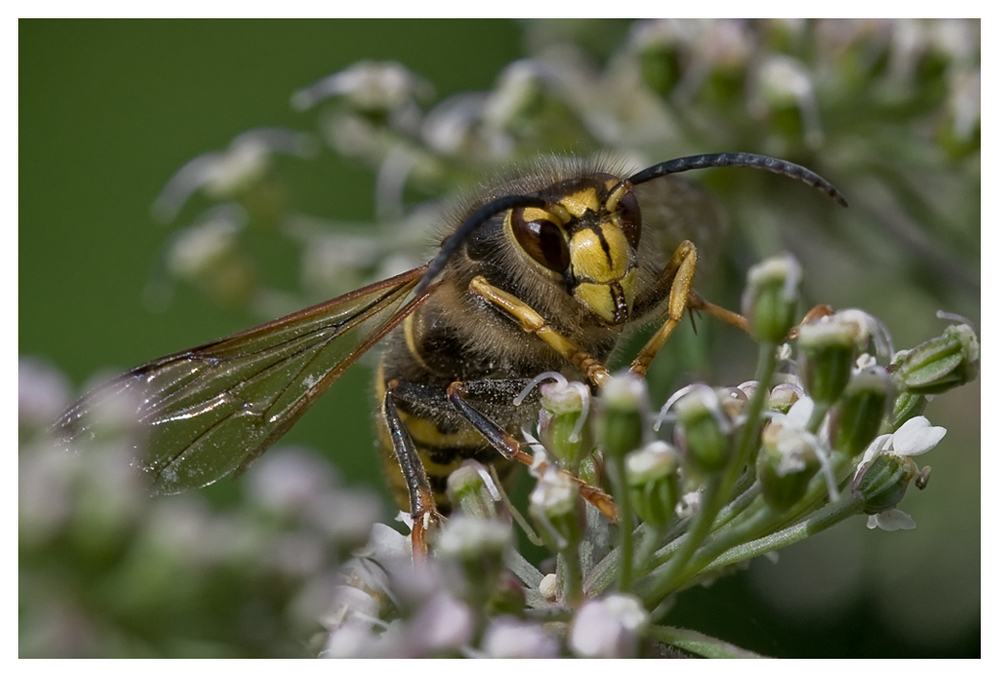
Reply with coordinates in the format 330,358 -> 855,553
20,19 -> 979,657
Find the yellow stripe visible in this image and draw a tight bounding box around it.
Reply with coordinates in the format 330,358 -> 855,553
404,314 -> 431,371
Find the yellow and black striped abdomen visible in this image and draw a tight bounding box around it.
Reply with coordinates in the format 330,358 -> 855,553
374,363 -> 516,515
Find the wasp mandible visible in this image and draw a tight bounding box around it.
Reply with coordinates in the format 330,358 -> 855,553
56,152 -> 846,554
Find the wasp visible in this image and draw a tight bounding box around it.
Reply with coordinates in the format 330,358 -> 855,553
55,152 -> 846,554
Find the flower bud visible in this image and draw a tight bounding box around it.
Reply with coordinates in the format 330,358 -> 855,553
529,468 -> 583,551
757,421 -> 821,511
832,366 -> 890,458
767,382 -> 804,414
892,323 -> 979,395
798,313 -> 863,407
595,373 -> 647,460
852,451 -> 917,515
435,516 -> 511,564
446,463 -> 498,520
742,254 -> 802,344
674,386 -> 731,473
569,594 -> 649,658
625,441 -> 680,527
538,380 -> 591,473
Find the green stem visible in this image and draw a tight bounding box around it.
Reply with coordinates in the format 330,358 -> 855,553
558,544 -> 584,608
650,625 -> 764,658
701,492 -> 865,572
605,452 -> 635,591
636,342 -> 778,608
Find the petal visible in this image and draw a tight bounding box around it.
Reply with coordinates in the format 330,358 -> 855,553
870,509 -> 917,531
786,395 -> 815,429
893,416 -> 947,457
859,434 -> 893,466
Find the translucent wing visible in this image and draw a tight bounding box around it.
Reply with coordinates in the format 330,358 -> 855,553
55,266 -> 429,494
634,175 -> 724,273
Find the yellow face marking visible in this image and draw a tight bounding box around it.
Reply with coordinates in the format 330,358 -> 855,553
569,226 -> 632,281
558,187 -> 600,218
520,206 -> 563,226
574,269 -> 637,325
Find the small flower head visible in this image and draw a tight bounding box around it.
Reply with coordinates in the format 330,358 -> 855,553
850,416 -> 944,518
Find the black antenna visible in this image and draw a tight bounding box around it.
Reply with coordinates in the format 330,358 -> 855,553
415,194 -> 546,296
627,152 -> 848,207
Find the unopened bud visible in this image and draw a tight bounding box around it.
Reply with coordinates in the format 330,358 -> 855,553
798,314 -> 863,407
569,594 -> 649,658
596,373 -> 647,460
757,421 -> 822,511
529,469 -> 583,551
852,451 -> 916,515
768,383 -> 804,414
832,366 -> 890,458
435,516 -> 511,563
446,463 -> 498,520
742,254 -> 802,344
538,380 -> 591,473
674,386 -> 732,473
625,441 -> 680,527
892,323 -> 979,395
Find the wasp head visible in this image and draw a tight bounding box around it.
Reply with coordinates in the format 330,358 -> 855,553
507,174 -> 642,327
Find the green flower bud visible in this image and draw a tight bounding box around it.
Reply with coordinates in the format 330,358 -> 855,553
596,373 -> 647,460
756,421 -> 822,511
674,386 -> 732,473
852,451 -> 917,515
538,380 -> 591,473
798,313 -> 864,406
435,517 -> 512,607
832,366 -> 890,458
529,469 -> 583,552
889,391 -> 928,431
742,254 -> 802,344
446,462 -> 498,520
625,441 -> 680,527
767,383 -> 804,414
436,516 -> 512,563
892,323 -> 979,395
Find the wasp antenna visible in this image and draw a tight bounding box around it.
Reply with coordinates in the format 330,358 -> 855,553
628,152 -> 849,208
416,194 -> 546,296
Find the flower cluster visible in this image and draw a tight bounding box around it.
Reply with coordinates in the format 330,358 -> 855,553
315,252 -> 977,657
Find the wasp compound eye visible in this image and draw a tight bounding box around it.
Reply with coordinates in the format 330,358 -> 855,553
614,188 -> 641,249
511,207 -> 571,274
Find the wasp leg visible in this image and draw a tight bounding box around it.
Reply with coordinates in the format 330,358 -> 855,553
446,380 -> 619,521
383,379 -> 443,560
468,275 -> 612,387
627,240 -> 701,377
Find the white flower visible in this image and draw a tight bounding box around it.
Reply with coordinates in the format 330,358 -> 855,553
866,509 -> 917,531
569,594 -> 649,657
481,617 -> 560,658
891,416 -> 947,457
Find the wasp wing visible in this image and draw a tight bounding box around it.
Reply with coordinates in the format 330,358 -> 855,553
55,266 -> 430,494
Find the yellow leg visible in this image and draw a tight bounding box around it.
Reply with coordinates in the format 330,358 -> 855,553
629,241 -> 699,377
469,275 -> 612,387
